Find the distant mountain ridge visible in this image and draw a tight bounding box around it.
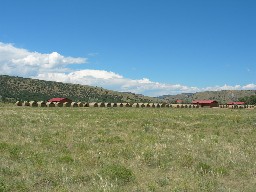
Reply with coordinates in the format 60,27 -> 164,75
159,90 -> 256,104
0,75 -> 161,103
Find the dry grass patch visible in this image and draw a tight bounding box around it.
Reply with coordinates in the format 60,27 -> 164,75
0,105 -> 256,191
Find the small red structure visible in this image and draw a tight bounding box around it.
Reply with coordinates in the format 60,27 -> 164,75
227,102 -> 245,105
192,100 -> 219,108
48,98 -> 72,103
176,99 -> 183,104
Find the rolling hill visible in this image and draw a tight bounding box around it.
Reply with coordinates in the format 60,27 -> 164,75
0,75 -> 255,104
0,75 -> 161,103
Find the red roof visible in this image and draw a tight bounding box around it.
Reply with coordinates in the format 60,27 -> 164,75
192,100 -> 218,104
227,102 -> 245,105
48,98 -> 70,102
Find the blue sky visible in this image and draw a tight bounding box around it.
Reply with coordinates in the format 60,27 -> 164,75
0,0 -> 255,96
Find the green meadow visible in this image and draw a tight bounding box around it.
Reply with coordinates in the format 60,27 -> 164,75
0,105 -> 256,191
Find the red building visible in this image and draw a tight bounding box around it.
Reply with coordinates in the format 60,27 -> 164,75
192,100 -> 219,108
227,102 -> 245,105
48,98 -> 72,103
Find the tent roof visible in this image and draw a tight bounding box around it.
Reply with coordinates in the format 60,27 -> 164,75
192,100 -> 218,104
227,102 -> 245,105
48,98 -> 70,102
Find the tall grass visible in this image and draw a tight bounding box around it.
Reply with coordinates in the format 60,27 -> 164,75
0,105 -> 256,191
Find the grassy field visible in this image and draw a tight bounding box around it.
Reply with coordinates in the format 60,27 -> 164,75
0,105 -> 256,191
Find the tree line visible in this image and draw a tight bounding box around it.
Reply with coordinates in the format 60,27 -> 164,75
238,95 -> 256,105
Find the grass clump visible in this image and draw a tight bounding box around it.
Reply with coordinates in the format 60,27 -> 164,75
196,162 -> 212,175
100,164 -> 135,185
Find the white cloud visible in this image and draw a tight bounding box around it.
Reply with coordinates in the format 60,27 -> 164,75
242,84 -> 256,89
0,42 -> 86,76
0,42 -> 255,96
201,84 -> 256,92
202,84 -> 242,91
33,70 -> 203,96
33,70 -> 256,96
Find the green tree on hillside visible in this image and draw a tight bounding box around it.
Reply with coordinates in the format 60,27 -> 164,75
239,95 -> 256,105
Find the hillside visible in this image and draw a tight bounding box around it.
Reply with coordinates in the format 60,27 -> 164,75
0,75 -> 161,103
160,90 -> 256,104
1,75 -> 255,104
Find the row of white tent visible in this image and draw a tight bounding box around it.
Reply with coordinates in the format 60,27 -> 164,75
16,101 -> 200,108
15,101 -> 255,109
219,104 -> 255,109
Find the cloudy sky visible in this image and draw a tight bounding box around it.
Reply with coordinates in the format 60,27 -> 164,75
0,0 -> 255,96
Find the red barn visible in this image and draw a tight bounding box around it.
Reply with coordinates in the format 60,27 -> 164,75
192,100 -> 219,108
48,98 -> 72,103
227,102 -> 245,105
